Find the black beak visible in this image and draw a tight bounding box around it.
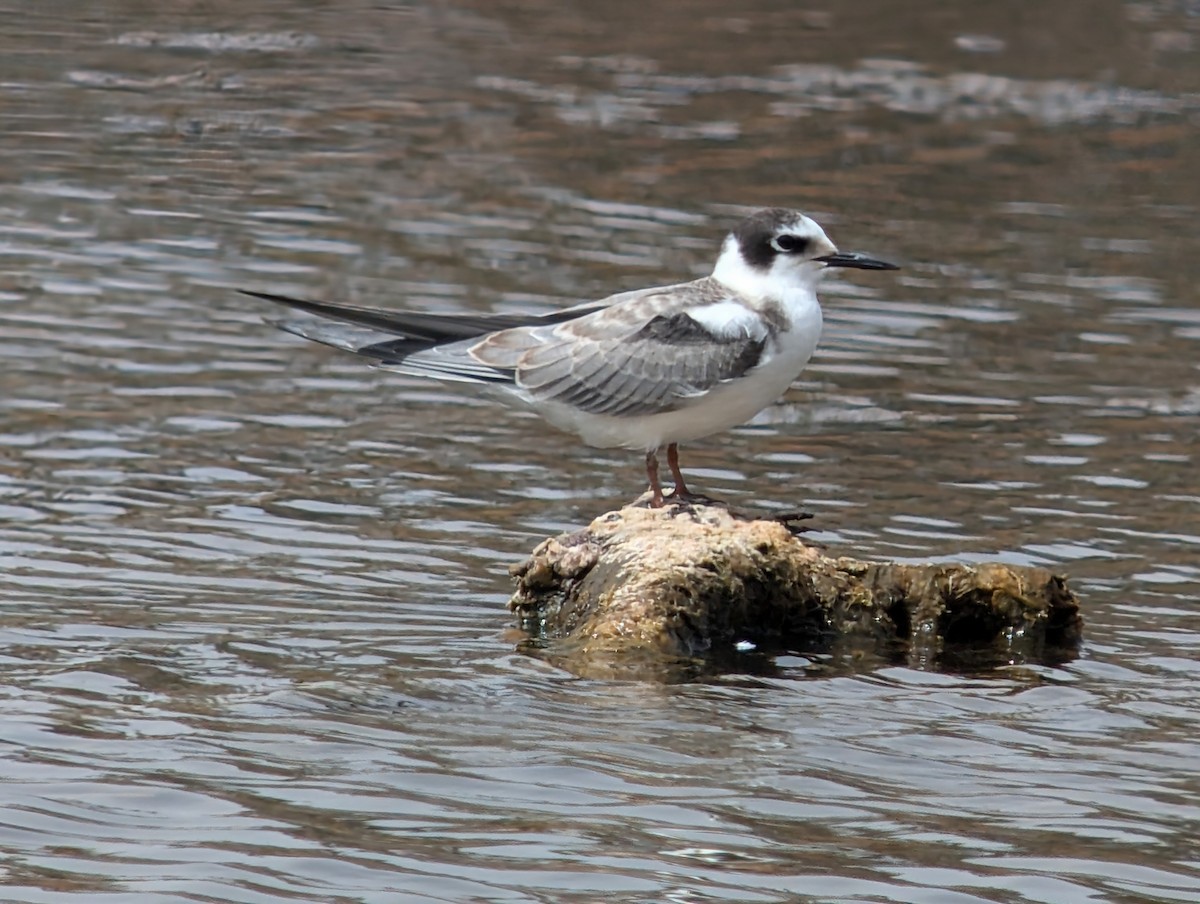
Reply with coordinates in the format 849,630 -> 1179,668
815,251 -> 900,271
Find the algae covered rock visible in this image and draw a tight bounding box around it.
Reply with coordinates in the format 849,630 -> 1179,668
509,502 -> 1082,677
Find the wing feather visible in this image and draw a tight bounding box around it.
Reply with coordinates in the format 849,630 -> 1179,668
514,296 -> 770,418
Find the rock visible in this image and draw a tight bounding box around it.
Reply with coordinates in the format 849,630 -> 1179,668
509,501 -> 1082,678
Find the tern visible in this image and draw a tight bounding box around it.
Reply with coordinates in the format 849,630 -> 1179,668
242,208 -> 898,506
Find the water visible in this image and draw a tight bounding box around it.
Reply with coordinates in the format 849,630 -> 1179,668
1,2 -> 1198,901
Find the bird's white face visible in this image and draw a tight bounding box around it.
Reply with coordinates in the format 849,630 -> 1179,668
760,214 -> 841,291
711,210 -> 839,301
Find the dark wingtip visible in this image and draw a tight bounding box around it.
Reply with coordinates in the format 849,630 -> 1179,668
238,289 -> 358,322
238,289 -> 305,304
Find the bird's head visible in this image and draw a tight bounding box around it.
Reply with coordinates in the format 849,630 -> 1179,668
712,207 -> 898,300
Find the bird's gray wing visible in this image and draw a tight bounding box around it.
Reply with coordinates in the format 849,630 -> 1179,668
465,280 -> 771,417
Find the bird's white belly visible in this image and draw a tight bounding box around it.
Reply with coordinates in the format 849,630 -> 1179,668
530,318 -> 822,451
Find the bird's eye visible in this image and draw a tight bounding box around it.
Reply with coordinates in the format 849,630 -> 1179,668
772,234 -> 809,254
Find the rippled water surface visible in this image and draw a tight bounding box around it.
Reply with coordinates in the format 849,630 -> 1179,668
2,2 -> 1199,901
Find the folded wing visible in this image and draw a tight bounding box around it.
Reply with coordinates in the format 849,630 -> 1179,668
467,282 -> 770,417
245,282 -> 772,416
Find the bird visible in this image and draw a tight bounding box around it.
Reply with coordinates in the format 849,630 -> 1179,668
241,208 -> 898,507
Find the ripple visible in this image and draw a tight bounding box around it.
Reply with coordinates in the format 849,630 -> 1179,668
111,30 -> 320,53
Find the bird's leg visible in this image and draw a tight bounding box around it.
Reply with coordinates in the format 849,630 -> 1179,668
645,448 -> 665,508
665,443 -> 696,501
